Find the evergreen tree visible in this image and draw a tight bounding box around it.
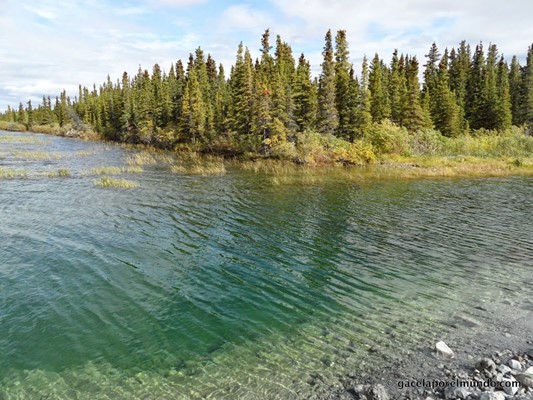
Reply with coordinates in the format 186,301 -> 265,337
423,42 -> 441,106
26,100 -> 33,128
495,56 -> 512,131
228,43 -> 254,139
317,30 -> 338,135
293,53 -> 317,132
334,30 -> 352,139
353,56 -> 372,136
369,54 -> 390,122
17,102 -> 26,124
432,52 -> 462,137
180,67 -> 206,143
449,41 -> 470,121
523,44 -> 533,132
466,43 -> 486,130
509,56 -> 523,125
389,50 -> 407,126
403,57 -> 431,132
482,44 -> 500,130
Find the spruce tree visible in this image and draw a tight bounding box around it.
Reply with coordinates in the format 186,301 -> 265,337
403,57 -> 430,132
180,67 -> 206,143
523,44 -> 533,132
26,100 -> 33,128
466,43 -> 486,130
509,56 -> 523,125
317,30 -> 338,135
495,56 -> 512,131
368,54 -> 390,122
449,41 -> 470,129
293,53 -> 317,132
389,50 -> 407,126
334,30 -> 352,139
228,43 -> 254,139
432,52 -> 462,137
353,56 -> 372,136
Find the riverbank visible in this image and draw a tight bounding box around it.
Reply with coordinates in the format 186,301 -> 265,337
2,121 -> 533,181
312,296 -> 533,400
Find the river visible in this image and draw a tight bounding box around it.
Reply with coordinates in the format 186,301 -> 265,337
0,130 -> 531,399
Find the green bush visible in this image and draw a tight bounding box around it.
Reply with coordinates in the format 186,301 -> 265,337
441,128 -> 533,158
0,121 -> 27,132
409,129 -> 446,155
366,119 -> 410,155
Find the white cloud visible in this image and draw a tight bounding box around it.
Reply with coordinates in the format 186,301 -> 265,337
219,4 -> 273,35
270,0 -> 533,62
147,0 -> 208,7
1,0 -> 532,109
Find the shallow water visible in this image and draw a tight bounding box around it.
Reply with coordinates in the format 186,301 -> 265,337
0,130 -> 532,399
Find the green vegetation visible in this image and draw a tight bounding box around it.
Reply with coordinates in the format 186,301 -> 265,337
10,150 -> 62,160
93,177 -> 139,188
170,155 -> 226,176
0,134 -> 46,144
0,120 -> 27,132
48,168 -> 71,177
87,165 -> 143,175
1,31 -> 532,170
0,168 -> 27,179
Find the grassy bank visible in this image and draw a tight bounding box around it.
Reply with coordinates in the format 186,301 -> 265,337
0,120 -> 100,140
2,119 -> 532,181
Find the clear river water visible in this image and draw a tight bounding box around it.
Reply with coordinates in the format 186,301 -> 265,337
0,130 -> 531,399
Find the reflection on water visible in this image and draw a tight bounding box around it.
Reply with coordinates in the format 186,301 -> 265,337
0,130 -> 532,399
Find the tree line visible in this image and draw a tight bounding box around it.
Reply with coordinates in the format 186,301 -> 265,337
2,29 -> 533,154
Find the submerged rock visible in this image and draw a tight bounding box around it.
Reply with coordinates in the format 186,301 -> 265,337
435,341 -> 455,359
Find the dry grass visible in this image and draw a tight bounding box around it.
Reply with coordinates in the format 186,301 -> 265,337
229,156 -> 533,185
86,165 -> 144,175
10,150 -> 62,160
93,177 -> 139,188
0,135 -> 47,145
170,154 -> 226,176
0,168 -> 27,179
125,153 -> 157,166
48,168 -> 71,177
374,155 -> 533,179
75,150 -> 93,157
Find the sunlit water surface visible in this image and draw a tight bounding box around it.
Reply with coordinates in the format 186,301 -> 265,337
0,131 -> 532,399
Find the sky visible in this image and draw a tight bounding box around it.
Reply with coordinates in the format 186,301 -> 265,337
1,0 -> 532,109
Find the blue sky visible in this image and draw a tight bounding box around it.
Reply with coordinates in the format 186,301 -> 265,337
1,0 -> 532,109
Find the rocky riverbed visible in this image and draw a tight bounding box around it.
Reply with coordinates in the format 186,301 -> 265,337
311,296 -> 533,400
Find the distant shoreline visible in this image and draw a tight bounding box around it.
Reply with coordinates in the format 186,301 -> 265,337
1,127 -> 533,181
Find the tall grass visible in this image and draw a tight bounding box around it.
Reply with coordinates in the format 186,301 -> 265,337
10,150 -> 62,160
170,155 -> 226,176
93,177 -> 139,188
84,165 -> 144,176
48,168 -> 71,177
0,135 -> 47,145
0,168 -> 27,179
125,153 -> 157,166
0,121 -> 26,132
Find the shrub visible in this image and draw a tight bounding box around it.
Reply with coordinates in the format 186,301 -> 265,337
409,129 -> 445,155
366,120 -> 410,155
0,121 -> 27,132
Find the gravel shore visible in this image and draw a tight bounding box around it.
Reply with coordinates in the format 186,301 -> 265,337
313,295 -> 533,400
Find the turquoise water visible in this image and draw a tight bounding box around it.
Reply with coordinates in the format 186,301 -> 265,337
0,130 -> 532,399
